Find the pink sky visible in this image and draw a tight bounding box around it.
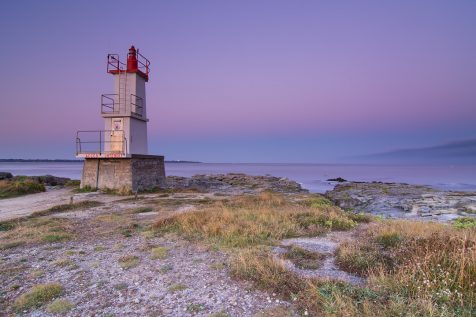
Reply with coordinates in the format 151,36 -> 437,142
0,1 -> 475,162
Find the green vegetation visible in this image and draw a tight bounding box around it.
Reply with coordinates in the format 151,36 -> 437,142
118,255 -> 140,269
34,200 -> 103,217
454,217 -> 476,229
46,298 -> 74,314
53,258 -> 77,269
167,283 -> 187,292
74,185 -> 97,192
284,246 -> 325,270
0,179 -> 45,199
333,221 -> 476,316
153,192 -> 357,248
13,283 -> 63,311
64,179 -> 81,188
0,217 -> 74,249
131,206 -> 154,213
187,303 -> 205,313
153,192 -> 475,316
150,246 -> 169,259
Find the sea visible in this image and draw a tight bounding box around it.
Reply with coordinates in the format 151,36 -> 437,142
1,161 -> 475,193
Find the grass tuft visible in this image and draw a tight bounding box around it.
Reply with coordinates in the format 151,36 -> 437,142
13,283 -> 63,311
150,246 -> 169,259
284,246 -> 326,270
46,298 -> 74,314
118,255 -> 140,269
168,283 -> 187,292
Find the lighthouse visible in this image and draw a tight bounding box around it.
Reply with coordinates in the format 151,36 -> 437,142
76,46 -> 165,191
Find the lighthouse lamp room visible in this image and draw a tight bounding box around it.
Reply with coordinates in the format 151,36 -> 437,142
75,46 -> 166,192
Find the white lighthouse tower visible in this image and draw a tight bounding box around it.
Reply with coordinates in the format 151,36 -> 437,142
103,46 -> 149,156
76,46 -> 165,191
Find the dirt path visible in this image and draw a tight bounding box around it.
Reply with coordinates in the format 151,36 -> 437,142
0,189 -> 129,222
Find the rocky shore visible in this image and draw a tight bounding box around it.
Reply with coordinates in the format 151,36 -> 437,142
166,173 -> 307,194
326,181 -> 476,221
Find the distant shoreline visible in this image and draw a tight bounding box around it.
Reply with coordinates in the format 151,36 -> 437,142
0,159 -> 202,163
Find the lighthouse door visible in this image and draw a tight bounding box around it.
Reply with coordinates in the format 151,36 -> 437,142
110,119 -> 124,154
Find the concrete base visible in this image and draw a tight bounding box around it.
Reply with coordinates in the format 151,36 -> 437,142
80,155 -> 166,192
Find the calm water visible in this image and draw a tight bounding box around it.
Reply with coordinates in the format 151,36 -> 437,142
1,162 -> 475,193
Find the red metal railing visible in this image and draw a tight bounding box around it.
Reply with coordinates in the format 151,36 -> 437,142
106,51 -> 150,80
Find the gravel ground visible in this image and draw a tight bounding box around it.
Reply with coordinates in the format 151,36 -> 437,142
2,237 -> 293,316
0,191 -> 297,317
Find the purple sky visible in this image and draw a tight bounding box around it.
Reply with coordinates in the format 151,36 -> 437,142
0,1 -> 475,162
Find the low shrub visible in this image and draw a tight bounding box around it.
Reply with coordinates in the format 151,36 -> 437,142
454,217 -> 476,229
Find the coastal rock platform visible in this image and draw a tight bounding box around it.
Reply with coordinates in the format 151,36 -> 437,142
326,181 -> 476,220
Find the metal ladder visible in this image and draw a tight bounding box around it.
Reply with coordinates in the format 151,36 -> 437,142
118,71 -> 128,113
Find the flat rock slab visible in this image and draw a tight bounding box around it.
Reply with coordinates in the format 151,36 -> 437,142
326,182 -> 476,221
275,231 -> 365,286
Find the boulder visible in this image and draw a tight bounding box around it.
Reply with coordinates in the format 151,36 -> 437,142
0,172 -> 13,180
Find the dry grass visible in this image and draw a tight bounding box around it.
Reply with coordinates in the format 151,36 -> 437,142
153,192 -> 357,248
0,217 -> 74,249
33,200 -> 102,217
284,246 -> 326,270
92,213 -> 143,237
333,220 -> 476,316
209,195 -> 476,316
0,179 -> 45,199
46,298 -> 74,314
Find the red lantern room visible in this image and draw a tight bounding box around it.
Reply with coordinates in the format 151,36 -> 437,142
106,45 -> 150,81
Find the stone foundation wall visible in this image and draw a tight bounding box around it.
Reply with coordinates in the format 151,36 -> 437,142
81,155 -> 165,192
